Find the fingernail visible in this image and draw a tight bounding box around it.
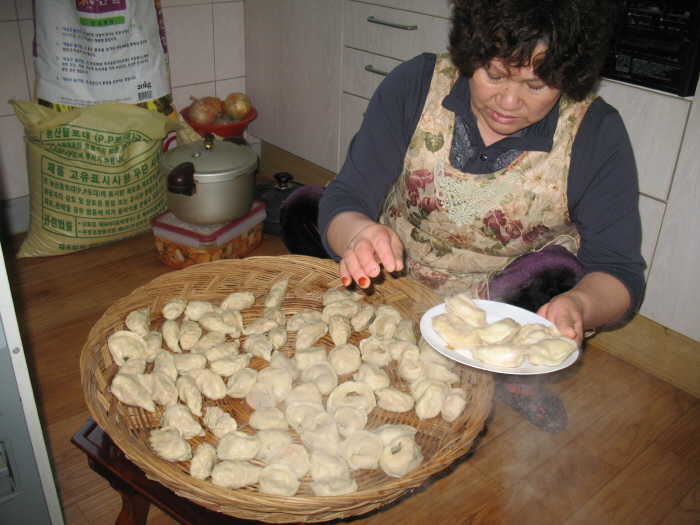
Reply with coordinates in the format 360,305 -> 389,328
358,277 -> 369,288
341,277 -> 350,286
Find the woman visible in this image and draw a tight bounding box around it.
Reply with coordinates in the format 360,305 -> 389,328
281,0 -> 645,432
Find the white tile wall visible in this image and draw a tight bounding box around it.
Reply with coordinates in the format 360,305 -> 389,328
0,0 -> 247,235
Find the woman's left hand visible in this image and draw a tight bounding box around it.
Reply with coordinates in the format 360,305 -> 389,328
537,294 -> 586,347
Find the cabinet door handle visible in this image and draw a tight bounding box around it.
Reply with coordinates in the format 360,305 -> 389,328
367,16 -> 418,30
365,65 -> 389,76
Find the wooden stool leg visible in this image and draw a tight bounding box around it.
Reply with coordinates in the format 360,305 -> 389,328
115,489 -> 150,525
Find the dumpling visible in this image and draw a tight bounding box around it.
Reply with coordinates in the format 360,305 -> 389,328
283,382 -> 322,408
176,375 -> 203,417
441,387 -> 468,422
191,331 -> 226,354
422,361 -> 460,384
338,430 -> 384,470
359,336 -> 392,367
375,304 -> 403,324
322,299 -> 361,323
136,371 -> 178,407
379,435 -> 423,478
292,345 -> 327,371
432,313 -> 481,348
179,320 -> 202,351
308,451 -> 350,481
444,293 -> 487,327
118,357 -> 147,376
161,320 -> 182,353
300,361 -> 338,395
264,277 -> 290,309
160,402 -> 204,439
309,476 -> 358,497
108,330 -> 148,366
245,379 -> 280,409
197,311 -> 230,334
211,460 -> 261,489
512,323 -> 561,346
220,291 -> 256,311
144,332 -> 162,362
396,319 -> 417,344
466,343 -> 527,368
255,429 -> 293,459
268,326 -> 288,351
148,429 -> 191,462
258,464 -> 301,496
257,367 -> 294,402
375,387 -> 415,413
299,412 -> 342,456
242,334 -> 274,361
268,351 -> 299,381
352,362 -> 391,391
266,443 -> 311,478
328,315 -> 351,346
203,406 -> 238,439
162,298 -> 187,320
110,373 -> 155,412
190,443 -> 217,480
418,337 -> 455,370
204,341 -> 240,362
226,368 -> 258,398
243,317 -> 279,336
295,320 -> 328,350
350,305 -> 375,332
221,309 -> 244,337
476,317 -> 521,345
330,406 -> 368,438
183,300 -> 216,322
326,381 -> 377,413
328,343 -> 362,376
383,339 -> 415,361
525,337 -> 578,366
287,309 -> 323,332
249,406 -> 288,430
396,344 -> 423,383
125,307 -> 151,338
152,350 -> 177,383
322,287 -> 363,306
209,354 -> 251,377
411,378 -> 450,420
372,424 -> 418,446
187,368 -> 227,400
173,352 -> 207,374
217,431 -> 261,461
263,307 -> 286,326
285,401 -> 326,434
368,314 -> 398,340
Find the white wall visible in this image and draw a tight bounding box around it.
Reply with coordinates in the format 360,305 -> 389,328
0,0 -> 248,236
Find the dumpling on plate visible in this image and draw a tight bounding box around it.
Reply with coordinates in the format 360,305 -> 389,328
432,313 -> 481,349
444,294 -> 486,327
526,337 -> 578,366
465,343 -> 527,368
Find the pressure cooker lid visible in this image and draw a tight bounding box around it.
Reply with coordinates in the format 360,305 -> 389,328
162,133 -> 259,183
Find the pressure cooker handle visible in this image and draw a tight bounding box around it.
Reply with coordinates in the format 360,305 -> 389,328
273,172 -> 294,188
167,162 -> 196,196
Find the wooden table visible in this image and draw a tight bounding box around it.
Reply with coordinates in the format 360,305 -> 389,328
71,418 -> 289,525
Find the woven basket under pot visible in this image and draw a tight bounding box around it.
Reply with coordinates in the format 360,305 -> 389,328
80,255 -> 494,523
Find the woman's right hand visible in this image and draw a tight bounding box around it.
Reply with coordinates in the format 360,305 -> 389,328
327,212 -> 404,288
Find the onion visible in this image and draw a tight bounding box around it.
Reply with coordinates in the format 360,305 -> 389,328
223,92 -> 251,120
187,95 -> 219,125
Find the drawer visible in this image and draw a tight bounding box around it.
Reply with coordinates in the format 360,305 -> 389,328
342,47 -> 403,100
344,0 -> 450,61
360,0 -> 451,18
339,93 -> 370,169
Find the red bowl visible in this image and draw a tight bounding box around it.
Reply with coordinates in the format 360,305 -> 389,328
181,106 -> 258,138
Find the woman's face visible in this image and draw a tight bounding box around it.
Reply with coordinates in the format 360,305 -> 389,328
468,50 -> 562,146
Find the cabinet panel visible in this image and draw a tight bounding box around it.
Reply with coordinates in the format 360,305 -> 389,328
344,1 -> 450,61
244,0 -> 342,172
360,0 -> 451,18
342,47 -> 402,100
594,80 -> 690,201
339,93 -> 370,169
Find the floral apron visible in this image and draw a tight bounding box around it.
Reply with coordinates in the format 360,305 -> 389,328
380,53 -> 596,297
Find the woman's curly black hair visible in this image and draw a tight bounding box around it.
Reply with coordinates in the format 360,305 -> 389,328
448,0 -> 622,100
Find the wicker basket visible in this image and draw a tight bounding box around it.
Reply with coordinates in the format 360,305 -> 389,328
80,255 -> 493,523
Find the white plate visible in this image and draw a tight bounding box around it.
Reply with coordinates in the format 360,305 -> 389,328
420,300 -> 579,375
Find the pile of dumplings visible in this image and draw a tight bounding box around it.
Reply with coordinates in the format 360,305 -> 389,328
107,278 -> 471,498
431,293 -> 578,368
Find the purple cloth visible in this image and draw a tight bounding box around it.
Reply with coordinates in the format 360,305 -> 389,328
279,185 -> 330,259
488,245 -> 585,312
